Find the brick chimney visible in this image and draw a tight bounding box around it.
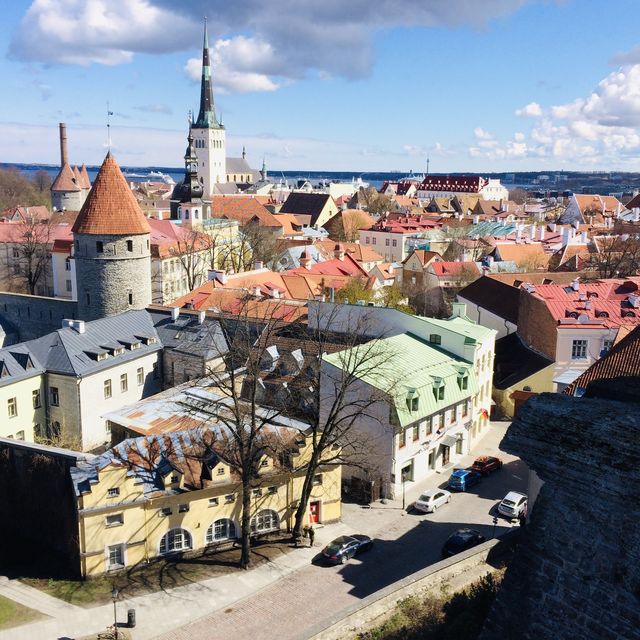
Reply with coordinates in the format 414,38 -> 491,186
59,122 -> 68,167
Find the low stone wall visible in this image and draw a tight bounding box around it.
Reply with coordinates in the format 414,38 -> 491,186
304,529 -> 520,640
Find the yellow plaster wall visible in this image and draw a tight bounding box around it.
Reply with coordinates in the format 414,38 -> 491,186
492,363 -> 555,418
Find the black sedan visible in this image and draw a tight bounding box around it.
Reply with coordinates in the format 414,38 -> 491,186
441,528 -> 486,558
321,534 -> 373,564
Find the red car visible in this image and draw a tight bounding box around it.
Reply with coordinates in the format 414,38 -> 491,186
471,456 -> 503,476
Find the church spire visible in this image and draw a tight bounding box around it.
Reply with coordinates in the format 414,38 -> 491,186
194,19 -> 221,129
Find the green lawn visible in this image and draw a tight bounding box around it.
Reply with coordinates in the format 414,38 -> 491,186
24,535 -> 293,607
0,594 -> 44,630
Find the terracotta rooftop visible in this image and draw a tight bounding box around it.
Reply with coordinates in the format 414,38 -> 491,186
430,261 -> 481,278
51,163 -> 81,192
72,153 -> 151,236
79,164 -> 91,189
209,196 -> 283,228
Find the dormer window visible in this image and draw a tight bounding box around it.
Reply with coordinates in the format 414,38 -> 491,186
457,374 -> 469,390
432,379 -> 445,401
114,347 -> 125,356
406,389 -> 419,412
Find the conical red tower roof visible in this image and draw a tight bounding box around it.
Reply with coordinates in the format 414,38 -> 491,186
79,163 -> 91,189
72,152 -> 150,236
51,163 -> 81,192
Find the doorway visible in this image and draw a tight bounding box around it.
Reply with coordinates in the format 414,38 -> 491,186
442,445 -> 450,466
456,437 -> 463,455
309,501 -> 320,524
428,450 -> 436,470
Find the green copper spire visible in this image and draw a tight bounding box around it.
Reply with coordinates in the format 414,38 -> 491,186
194,19 -> 222,129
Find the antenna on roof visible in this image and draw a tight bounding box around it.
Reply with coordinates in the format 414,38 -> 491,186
106,101 -> 114,151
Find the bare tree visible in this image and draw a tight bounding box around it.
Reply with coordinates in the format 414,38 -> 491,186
589,235 -> 640,279
217,222 -> 279,273
13,218 -> 54,295
284,305 -> 397,539
174,228 -> 210,291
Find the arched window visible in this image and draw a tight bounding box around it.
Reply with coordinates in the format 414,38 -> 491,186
159,528 -> 192,554
251,509 -> 279,534
206,518 -> 236,543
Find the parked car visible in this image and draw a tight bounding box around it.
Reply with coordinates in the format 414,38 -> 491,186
471,455 -> 503,476
414,489 -> 451,513
442,528 -> 486,558
498,491 -> 528,519
447,468 -> 482,492
320,534 -> 373,564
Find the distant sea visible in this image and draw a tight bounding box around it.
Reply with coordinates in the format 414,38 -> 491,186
0,162 -> 427,190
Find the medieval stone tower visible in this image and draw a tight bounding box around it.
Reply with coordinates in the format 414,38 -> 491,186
72,152 -> 152,321
191,21 -> 226,196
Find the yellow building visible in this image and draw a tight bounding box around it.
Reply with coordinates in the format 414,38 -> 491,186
72,427 -> 341,577
0,347 -> 46,441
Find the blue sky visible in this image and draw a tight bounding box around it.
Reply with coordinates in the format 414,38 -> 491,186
2,0 -> 640,172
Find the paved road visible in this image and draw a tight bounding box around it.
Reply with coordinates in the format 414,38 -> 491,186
157,422 -> 527,640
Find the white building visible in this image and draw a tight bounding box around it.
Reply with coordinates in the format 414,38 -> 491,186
315,302 -> 495,498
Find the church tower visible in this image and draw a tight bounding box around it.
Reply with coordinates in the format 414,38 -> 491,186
192,20 -> 226,197
177,125 -> 207,228
72,152 -> 152,321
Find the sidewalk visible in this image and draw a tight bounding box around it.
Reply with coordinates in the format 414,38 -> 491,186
0,521 -> 351,640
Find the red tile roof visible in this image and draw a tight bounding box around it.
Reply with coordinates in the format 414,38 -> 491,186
430,261 -> 481,278
72,153 -> 151,236
209,196 -> 283,228
148,219 -> 211,259
51,163 -> 81,192
79,164 -> 91,189
289,252 -> 368,278
527,277 -> 640,328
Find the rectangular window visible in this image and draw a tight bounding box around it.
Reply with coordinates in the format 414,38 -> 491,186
178,504 -> 189,513
365,237 -> 370,244
65,279 -> 72,292
171,474 -> 179,484
385,239 -> 390,246
104,379 -> 112,399
462,401 -> 469,418
105,513 -> 124,527
137,367 -> 144,385
120,373 -> 128,393
252,488 -> 262,497
208,497 -> 219,507
50,387 -> 59,406
153,362 -> 159,379
108,488 -> 120,498
312,474 -> 323,486
399,429 -> 406,448
225,494 -> 235,504
32,389 -> 41,409
372,238 -> 377,245
15,430 -> 25,441
160,507 -> 172,516
7,397 -> 17,418
426,419 -> 433,436
429,334 -> 441,345
392,239 -> 397,247
107,544 -> 124,570
216,466 -> 225,476
127,240 -> 133,252
268,486 -> 278,495
96,241 -> 104,253
413,424 -> 420,441
12,248 -> 20,258
603,339 -> 613,353
571,339 -> 588,359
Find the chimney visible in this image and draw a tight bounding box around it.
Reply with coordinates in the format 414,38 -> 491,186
516,228 -> 522,242
581,230 -> 588,244
254,286 -> 262,297
299,250 -> 312,269
198,310 -> 206,324
171,306 -> 180,321
549,222 -> 557,232
472,215 -> 479,225
562,227 -> 570,246
59,122 -> 68,167
571,277 -> 580,291
388,264 -> 395,274
334,243 -> 345,260
634,207 -> 640,222
530,223 -> 536,239
253,260 -> 264,270
539,226 -> 545,241
62,318 -> 85,334
208,269 -> 228,284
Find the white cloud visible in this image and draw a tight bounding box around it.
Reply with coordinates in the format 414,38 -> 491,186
11,0 -> 541,92
184,36 -> 282,94
515,101 -> 542,117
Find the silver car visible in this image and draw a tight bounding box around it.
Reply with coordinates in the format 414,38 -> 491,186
498,491 -> 528,518
414,489 -> 451,513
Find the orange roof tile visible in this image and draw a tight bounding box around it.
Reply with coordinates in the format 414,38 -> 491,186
51,163 -> 81,192
72,153 -> 151,236
209,196 -> 283,228
79,164 -> 91,189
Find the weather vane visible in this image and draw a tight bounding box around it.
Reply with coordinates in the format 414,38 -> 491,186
107,101 -> 114,150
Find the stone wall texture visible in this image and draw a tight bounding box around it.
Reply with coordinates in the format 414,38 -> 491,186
481,393 -> 640,640
0,292 -> 78,342
75,233 -> 151,321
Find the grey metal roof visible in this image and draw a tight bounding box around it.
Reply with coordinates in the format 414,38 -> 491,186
226,157 -> 256,175
25,310 -> 161,377
0,344 -> 44,388
148,310 -> 229,361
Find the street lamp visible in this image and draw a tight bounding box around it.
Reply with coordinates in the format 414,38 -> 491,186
111,586 -> 119,639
